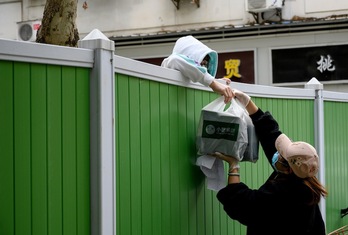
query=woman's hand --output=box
[211,152,241,184]
[233,89,250,107]
[211,152,240,171]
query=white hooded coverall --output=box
[161,35,218,86]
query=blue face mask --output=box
[272,152,289,174]
[272,152,280,170]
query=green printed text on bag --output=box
[202,120,239,141]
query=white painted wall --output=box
[0,1,21,40]
[283,0,348,19]
[1,0,348,40]
[305,0,348,13]
[76,0,249,38]
[76,0,348,38]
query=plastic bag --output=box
[196,96,248,160]
[230,99,259,163]
[196,96,259,162]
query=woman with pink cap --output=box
[213,90,328,235]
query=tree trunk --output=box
[36,0,79,47]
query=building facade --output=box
[1,0,348,91]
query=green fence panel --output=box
[0,60,15,235]
[14,62,33,234]
[0,61,90,235]
[31,63,48,235]
[4,56,347,235]
[115,74,316,235]
[324,101,348,234]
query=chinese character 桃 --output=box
[317,55,335,73]
[224,59,242,79]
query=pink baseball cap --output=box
[275,134,319,178]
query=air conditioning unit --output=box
[17,20,41,42]
[247,0,283,12]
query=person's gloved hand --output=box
[211,152,240,171]
[233,89,251,107]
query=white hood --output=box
[172,36,218,77]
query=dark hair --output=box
[303,176,328,205]
[203,55,210,62]
[270,173,328,205]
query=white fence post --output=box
[78,29,116,235]
[305,77,326,227]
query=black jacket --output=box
[217,109,326,235]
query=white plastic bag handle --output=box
[202,96,226,112]
[226,98,245,117]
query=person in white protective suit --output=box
[161,35,233,103]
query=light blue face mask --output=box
[272,152,280,170]
[272,152,289,174]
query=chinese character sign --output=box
[224,59,242,79]
[317,55,335,73]
[216,51,254,84]
[272,45,347,83]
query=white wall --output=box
[76,0,348,38]
[76,0,249,38]
[0,1,21,40]
[304,0,348,13]
[1,0,348,40]
[282,0,348,19]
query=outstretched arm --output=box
[162,54,233,103]
[209,80,233,103]
[245,100,258,115]
[233,89,258,115]
[233,89,282,163]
